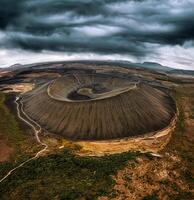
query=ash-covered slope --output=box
[22,73,176,140]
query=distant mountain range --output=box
[0,60,194,76]
[139,62,194,76]
[110,60,194,76]
[135,62,172,72]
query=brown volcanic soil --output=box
[0,134,12,162]
[99,86,194,200]
[21,73,176,140]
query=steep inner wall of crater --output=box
[47,74,133,102]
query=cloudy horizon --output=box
[0,0,194,70]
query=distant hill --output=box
[0,60,193,76]
[8,63,24,70]
[0,63,24,71]
[139,62,173,72]
[168,69,194,76]
[117,61,194,76]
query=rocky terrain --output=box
[0,61,193,200]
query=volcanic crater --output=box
[22,72,177,141]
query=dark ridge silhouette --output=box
[22,73,176,141]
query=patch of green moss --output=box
[170,192,193,200]
[0,149,140,200]
[142,193,158,200]
[0,93,38,179]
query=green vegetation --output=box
[0,93,38,156]
[0,149,139,200]
[0,93,25,147]
[175,98,185,134]
[170,192,193,200]
[183,169,194,182]
[159,179,170,185]
[172,91,193,163]
[168,89,194,199]
[143,193,158,200]
[156,75,185,84]
[0,93,39,180]
[0,92,140,199]
[191,99,194,119]
[171,90,186,139]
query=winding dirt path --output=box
[0,96,48,183]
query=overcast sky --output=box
[0,0,194,70]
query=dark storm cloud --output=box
[0,0,25,29]
[0,0,194,57]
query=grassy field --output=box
[0,148,140,200]
[0,92,141,200]
[0,93,40,181]
[0,93,40,157]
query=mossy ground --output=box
[0,149,139,200]
[0,92,140,200]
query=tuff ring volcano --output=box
[22,72,176,141]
